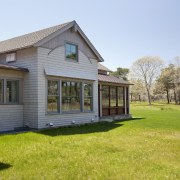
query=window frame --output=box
[83,83,93,112]
[46,78,94,115]
[6,79,19,104]
[65,42,78,62]
[0,79,4,104]
[61,81,81,113]
[47,80,60,114]
[0,78,21,105]
[6,52,16,63]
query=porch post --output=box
[99,84,102,117]
[124,86,127,114]
[127,86,130,114]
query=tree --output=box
[129,79,146,102]
[131,56,164,105]
[155,64,175,103]
[111,67,129,81]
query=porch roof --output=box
[98,74,133,85]
[0,64,29,72]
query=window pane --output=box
[118,87,124,106]
[84,83,92,96]
[65,43,77,60]
[62,97,80,111]
[48,80,58,95]
[102,86,109,108]
[84,97,93,111]
[110,87,117,107]
[62,81,81,111]
[62,81,71,97]
[6,80,19,103]
[84,83,93,111]
[47,80,59,113]
[48,96,58,112]
[0,80,3,103]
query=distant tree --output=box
[155,64,175,103]
[111,67,129,81]
[129,79,145,102]
[131,56,164,105]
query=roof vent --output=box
[6,53,16,62]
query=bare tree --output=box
[131,56,164,105]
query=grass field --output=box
[0,103,180,179]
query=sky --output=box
[0,0,180,70]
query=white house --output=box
[0,21,131,132]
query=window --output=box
[6,80,19,103]
[6,53,16,62]
[47,80,59,113]
[118,87,124,106]
[110,86,117,107]
[84,83,93,111]
[102,85,109,108]
[0,80,3,103]
[65,43,78,61]
[62,81,81,111]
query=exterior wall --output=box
[37,44,99,129]
[0,105,23,132]
[0,48,38,129]
[42,29,98,60]
[0,69,24,132]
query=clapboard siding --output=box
[0,48,38,130]
[42,29,98,60]
[37,45,99,129]
[0,69,24,132]
[0,105,23,132]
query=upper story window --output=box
[65,43,78,61]
[6,53,16,62]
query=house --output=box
[0,21,132,132]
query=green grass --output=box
[0,103,180,179]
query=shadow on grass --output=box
[0,162,11,171]
[115,117,145,123]
[37,118,144,137]
[38,122,123,136]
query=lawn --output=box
[0,103,180,179]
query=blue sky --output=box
[0,0,180,70]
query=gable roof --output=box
[98,63,112,72]
[0,21,104,62]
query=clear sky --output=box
[0,0,180,70]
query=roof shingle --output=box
[98,74,132,85]
[0,22,71,54]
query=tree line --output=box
[111,56,180,105]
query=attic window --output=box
[6,53,16,62]
[65,43,78,61]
